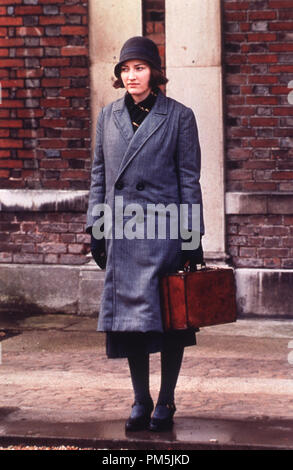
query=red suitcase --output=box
[160,266,237,331]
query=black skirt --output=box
[105,329,197,358]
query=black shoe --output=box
[149,403,176,432]
[125,401,154,432]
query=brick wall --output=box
[0,210,89,264]
[143,0,165,72]
[0,0,91,265]
[0,0,91,190]
[227,214,293,268]
[223,0,293,268]
[223,0,293,192]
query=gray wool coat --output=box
[86,89,204,333]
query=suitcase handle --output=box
[179,260,206,273]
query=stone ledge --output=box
[0,263,293,319]
[0,189,89,212]
[0,262,104,317]
[236,268,293,318]
[225,192,293,215]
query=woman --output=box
[86,36,204,432]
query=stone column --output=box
[89,0,142,148]
[165,0,226,262]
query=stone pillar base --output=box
[235,268,293,319]
[0,262,104,317]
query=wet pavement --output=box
[1,312,293,450]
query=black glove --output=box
[90,234,107,269]
[179,236,204,272]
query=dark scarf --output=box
[125,88,159,132]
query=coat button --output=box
[136,182,145,191]
[115,181,124,190]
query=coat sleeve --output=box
[176,106,205,243]
[85,108,106,233]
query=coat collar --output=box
[113,90,168,181]
[113,88,168,116]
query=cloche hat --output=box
[114,36,162,77]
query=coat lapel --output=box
[113,97,134,144]
[114,90,168,182]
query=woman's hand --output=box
[179,237,204,272]
[91,234,107,269]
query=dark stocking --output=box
[127,353,152,405]
[157,346,184,405]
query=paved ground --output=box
[1,312,293,450]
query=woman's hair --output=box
[113,64,168,89]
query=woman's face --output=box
[120,60,152,103]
